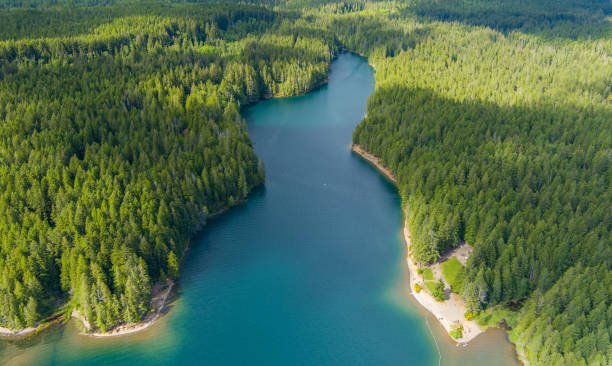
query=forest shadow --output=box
[401,0,612,42]
[356,83,611,297]
[235,38,333,64]
[365,83,611,169]
[0,2,278,41]
[328,16,433,56]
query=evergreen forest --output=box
[0,0,610,365]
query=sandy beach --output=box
[350,144,396,184]
[0,326,37,338]
[351,143,483,344]
[403,225,483,343]
[0,308,66,339]
[74,279,174,337]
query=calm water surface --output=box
[1,53,519,366]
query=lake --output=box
[0,53,519,366]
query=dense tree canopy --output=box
[348,1,611,364]
[0,0,610,364]
[0,2,334,331]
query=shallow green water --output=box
[1,53,519,366]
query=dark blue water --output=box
[1,53,519,366]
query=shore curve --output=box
[351,143,483,344]
[74,279,174,338]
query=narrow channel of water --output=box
[0,53,519,366]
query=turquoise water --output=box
[1,53,519,366]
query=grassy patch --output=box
[421,267,434,281]
[441,257,465,294]
[475,306,519,330]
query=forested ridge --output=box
[0,0,610,365]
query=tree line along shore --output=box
[352,143,484,344]
[1,1,610,365]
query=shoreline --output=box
[0,309,66,340]
[0,326,38,339]
[351,143,483,344]
[0,55,320,340]
[74,279,174,338]
[350,144,397,185]
[70,195,257,337]
[402,223,483,344]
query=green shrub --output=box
[429,279,446,301]
[464,311,477,321]
[450,325,463,339]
